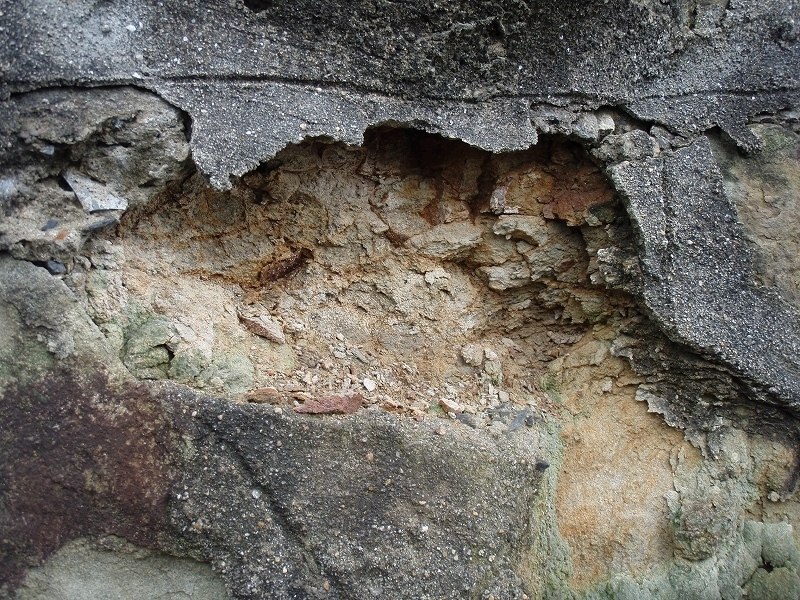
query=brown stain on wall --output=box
[550,339,695,589]
[0,367,179,590]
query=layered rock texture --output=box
[1,1,800,598]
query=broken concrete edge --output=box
[6,77,800,188]
[46,81,800,408]
[4,81,800,409]
[138,80,800,189]
[152,80,540,190]
[608,138,800,409]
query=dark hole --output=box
[761,562,774,573]
[244,0,272,13]
[56,175,73,192]
[489,18,506,40]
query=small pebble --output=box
[363,378,377,392]
[366,452,374,462]
[460,343,484,367]
[40,218,58,231]
[440,398,462,414]
[435,425,446,435]
[246,387,281,404]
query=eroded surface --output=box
[3,84,800,599]
[79,129,627,421]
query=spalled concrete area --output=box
[2,1,800,598]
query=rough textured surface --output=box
[2,0,798,185]
[609,139,800,407]
[171,390,548,599]
[2,1,800,599]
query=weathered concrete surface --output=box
[169,389,549,599]
[609,138,800,407]
[2,1,800,599]
[1,0,798,185]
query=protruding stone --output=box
[406,223,483,260]
[440,398,462,414]
[461,344,484,367]
[492,215,549,246]
[63,169,129,212]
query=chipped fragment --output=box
[294,393,364,414]
[245,387,282,404]
[63,169,129,212]
[238,312,286,344]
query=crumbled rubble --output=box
[75,129,634,429]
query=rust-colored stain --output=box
[0,367,179,589]
[543,164,615,226]
[259,248,313,283]
[384,228,409,247]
